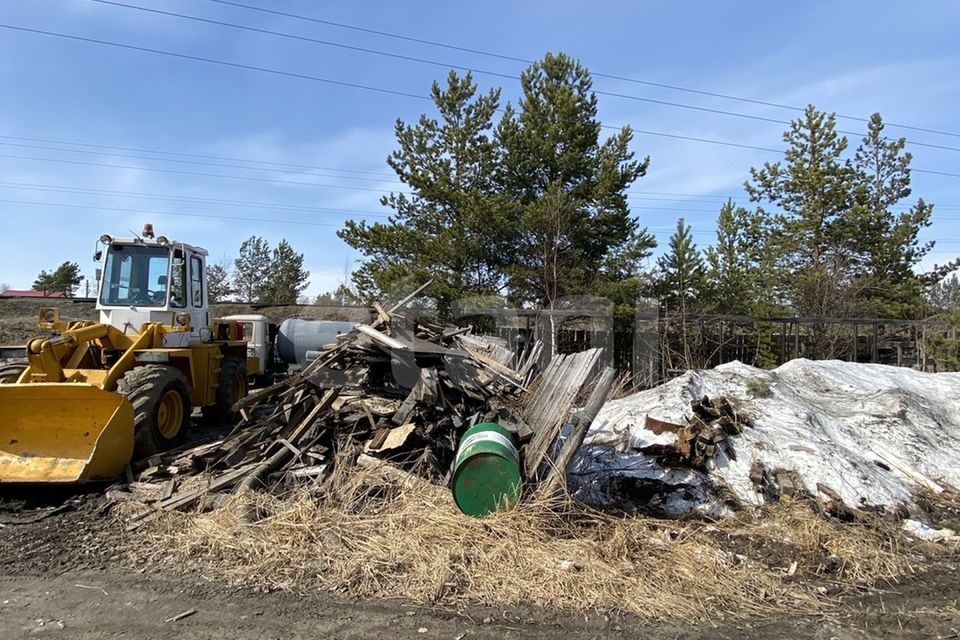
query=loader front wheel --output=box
[118,365,191,459]
[201,357,248,426]
[0,362,27,384]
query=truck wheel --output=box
[0,363,27,384]
[202,357,248,426]
[117,365,191,459]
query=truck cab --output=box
[222,314,273,380]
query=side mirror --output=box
[93,250,102,261]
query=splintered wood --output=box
[641,395,753,469]
[524,349,603,478]
[124,291,614,523]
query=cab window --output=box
[190,256,204,307]
[170,250,187,309]
[99,244,170,307]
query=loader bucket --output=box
[0,384,134,483]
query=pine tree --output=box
[206,256,235,303]
[654,218,706,370]
[850,113,941,317]
[704,200,767,315]
[927,274,960,313]
[497,52,654,309]
[338,71,511,317]
[263,240,309,305]
[315,284,359,306]
[33,261,82,296]
[656,218,706,308]
[233,236,272,302]
[746,106,859,322]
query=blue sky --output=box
[0,0,958,297]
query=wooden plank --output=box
[161,478,176,501]
[282,388,341,446]
[356,453,431,490]
[459,344,526,389]
[147,462,258,513]
[277,438,303,458]
[372,301,392,327]
[386,280,433,315]
[871,443,944,493]
[391,383,422,426]
[523,348,602,478]
[287,464,329,479]
[355,324,410,351]
[234,341,351,412]
[414,367,438,404]
[366,426,391,451]
[540,366,617,496]
[365,423,416,453]
[306,366,368,389]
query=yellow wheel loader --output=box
[0,225,251,483]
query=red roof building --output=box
[0,289,67,299]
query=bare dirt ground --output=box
[0,489,958,640]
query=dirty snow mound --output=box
[573,359,960,517]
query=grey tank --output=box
[276,318,355,365]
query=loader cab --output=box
[96,227,211,347]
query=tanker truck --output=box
[223,315,355,386]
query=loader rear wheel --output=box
[0,363,27,384]
[201,357,248,426]
[117,365,191,459]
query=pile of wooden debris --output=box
[642,396,753,469]
[124,289,615,526]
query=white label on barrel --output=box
[455,431,519,468]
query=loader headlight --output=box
[43,309,55,322]
[175,313,190,327]
[99,234,112,245]
[156,235,169,247]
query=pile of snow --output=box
[572,359,960,517]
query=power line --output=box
[0,180,391,216]
[0,133,397,178]
[0,150,750,204]
[3,132,955,208]
[201,0,960,140]
[0,140,404,186]
[88,0,521,80]
[0,197,346,228]
[0,151,409,194]
[8,199,960,242]
[85,0,960,154]
[5,135,952,209]
[0,133,764,200]
[914,168,960,179]
[0,179,750,214]
[1,180,956,228]
[0,169,732,211]
[0,22,790,155]
[0,23,432,101]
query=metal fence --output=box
[212,301,958,389]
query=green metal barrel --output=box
[451,422,522,517]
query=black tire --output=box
[117,365,191,459]
[0,362,27,384]
[201,357,248,426]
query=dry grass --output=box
[715,499,920,584]
[130,463,955,623]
